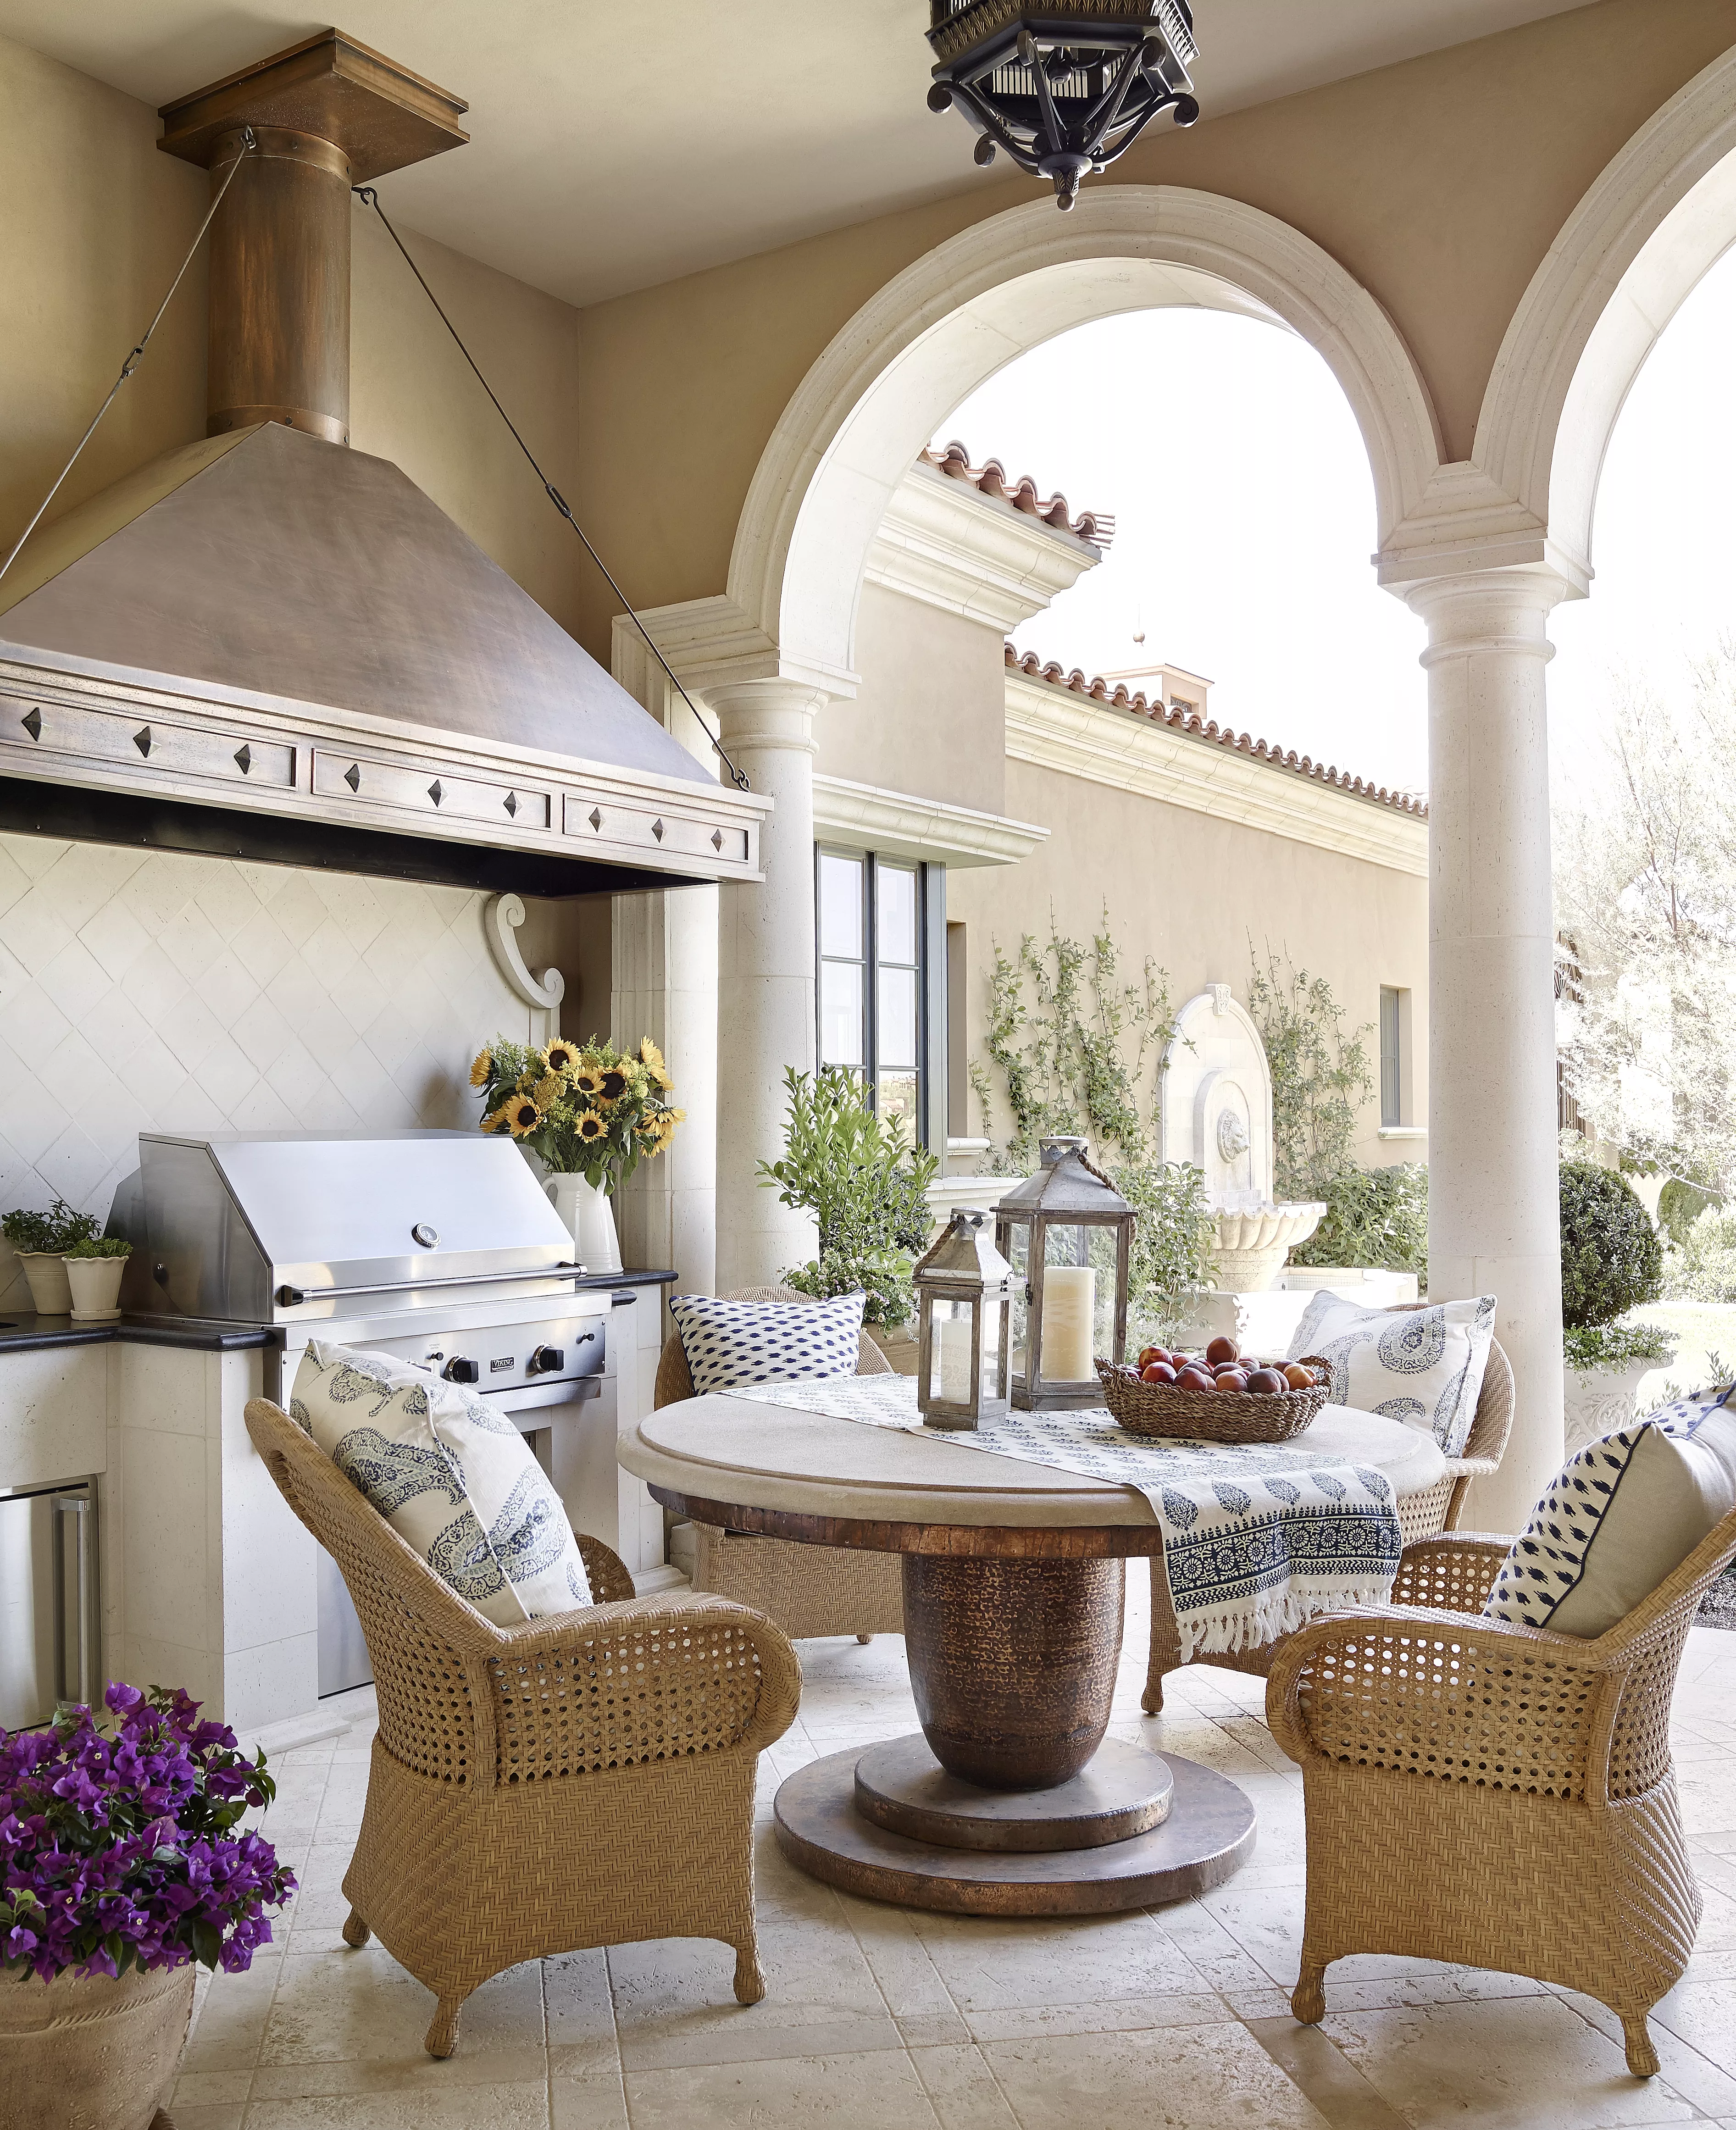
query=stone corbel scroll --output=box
[484,893,566,1039]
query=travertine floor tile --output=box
[622,2047,944,2128]
[980,2019,1333,2130]
[1321,1995,1700,2128]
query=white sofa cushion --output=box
[669,1290,865,1398]
[1286,1292,1495,1457]
[289,1339,591,1626]
[1484,1403,1736,1639]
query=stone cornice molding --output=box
[1004,670,1428,879]
[616,594,857,701]
[731,186,1442,684]
[1373,463,1589,599]
[812,773,1049,869]
[1472,45,1736,584]
[865,459,1102,631]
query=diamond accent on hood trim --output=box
[428,780,444,806]
[133,726,151,757]
[344,763,361,793]
[588,807,602,831]
[20,707,41,741]
[234,743,251,775]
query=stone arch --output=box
[727,184,1444,688]
[1475,44,1736,586]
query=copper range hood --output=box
[0,31,766,895]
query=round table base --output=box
[775,1745,1255,1916]
[853,1735,1173,1853]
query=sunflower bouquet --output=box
[470,1035,683,1195]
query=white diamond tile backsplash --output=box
[0,834,545,1312]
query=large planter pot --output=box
[62,1256,127,1323]
[0,1959,194,2130]
[543,1172,622,1275]
[1563,1353,1672,1456]
[17,1253,74,1314]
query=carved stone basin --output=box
[1208,1202,1327,1294]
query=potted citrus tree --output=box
[1560,1159,1674,1452]
[2,1199,100,1315]
[0,1682,295,2129]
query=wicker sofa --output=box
[244,1396,801,2059]
[1142,1319,1515,1712]
[1268,1509,1736,2076]
[655,1285,905,1641]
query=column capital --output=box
[1402,565,1571,666]
[1375,461,1591,605]
[703,674,830,757]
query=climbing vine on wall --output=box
[1245,943,1375,1202]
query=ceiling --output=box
[0,1,1596,307]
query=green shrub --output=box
[1563,1320,1675,1371]
[1107,1156,1217,1345]
[1559,1160,1663,1329]
[1289,1164,1428,1281]
[757,1066,940,1326]
[2,1200,101,1254]
[1671,1204,1736,1304]
[1658,1176,1720,1250]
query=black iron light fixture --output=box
[926,0,1199,210]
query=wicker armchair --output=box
[656,1285,905,1641]
[1142,1325,1514,1712]
[243,1398,800,2059]
[1268,1509,1736,2076]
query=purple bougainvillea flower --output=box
[0,1685,295,1985]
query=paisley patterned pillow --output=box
[1286,1293,1496,1457]
[289,1340,591,1626]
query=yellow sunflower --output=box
[503,1094,542,1138]
[577,1112,607,1144]
[542,1039,581,1076]
[469,1049,494,1089]
[573,1066,605,1098]
[639,1036,673,1090]
[481,1102,511,1133]
[597,1068,628,1104]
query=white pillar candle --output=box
[934,1315,974,1403]
[1040,1265,1095,1382]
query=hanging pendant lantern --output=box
[926,1,1199,211]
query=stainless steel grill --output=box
[112,1127,627,1692]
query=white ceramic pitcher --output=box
[544,1171,622,1275]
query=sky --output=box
[934,244,1736,804]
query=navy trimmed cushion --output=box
[290,1340,591,1625]
[1484,1399,1736,1638]
[669,1291,866,1398]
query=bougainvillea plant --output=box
[0,1683,295,1982]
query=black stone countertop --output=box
[0,1270,677,1356]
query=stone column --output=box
[1405,567,1568,1531]
[707,677,828,1291]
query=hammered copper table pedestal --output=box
[770,1553,1255,1915]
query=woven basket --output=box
[1095,1355,1331,1443]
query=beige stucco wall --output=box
[946,759,1429,1175]
[814,585,1007,817]
[566,0,1736,660]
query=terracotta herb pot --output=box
[62,1256,127,1323]
[17,1252,74,1314]
[0,1960,194,2130]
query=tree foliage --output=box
[1288,1163,1428,1279]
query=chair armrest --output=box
[1266,1603,1608,1797]
[574,1532,636,1604]
[483,1591,802,1784]
[1388,1531,1511,1612]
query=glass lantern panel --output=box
[927,1296,977,1405]
[1004,1222,1030,1378]
[1038,1221,1097,1381]
[977,1296,1003,1402]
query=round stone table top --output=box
[618,1392,1446,1557]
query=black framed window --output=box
[816,848,927,1138]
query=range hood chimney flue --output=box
[157,31,472,446]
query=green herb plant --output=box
[63,1236,132,1260]
[2,1199,101,1254]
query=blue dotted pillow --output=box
[669,1292,866,1398]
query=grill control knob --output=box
[442,1357,480,1384]
[527,1345,565,1376]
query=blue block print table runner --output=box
[732,1374,1403,1661]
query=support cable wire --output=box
[0,129,259,590]
[353,184,750,792]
